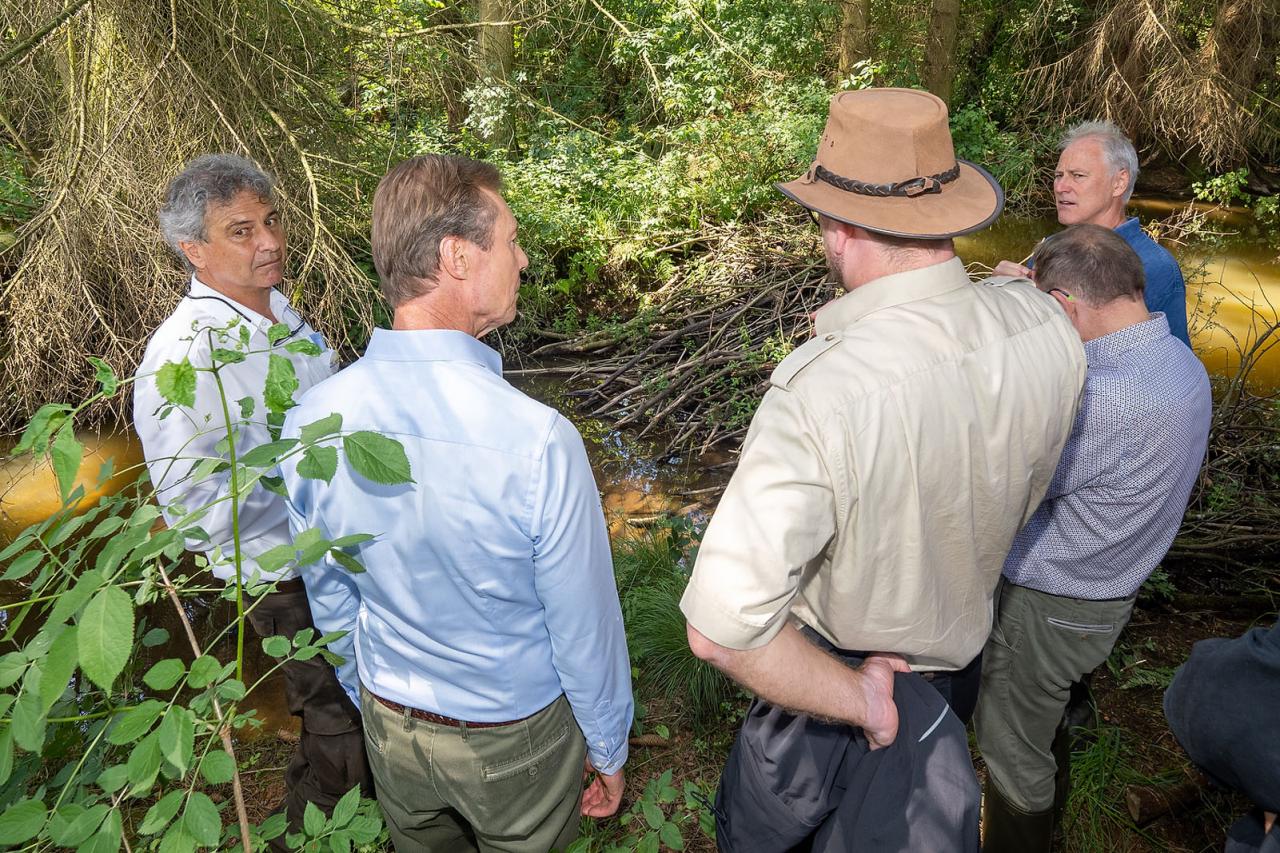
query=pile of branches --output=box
[527,224,835,457]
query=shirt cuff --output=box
[679,579,790,651]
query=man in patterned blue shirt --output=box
[975,224,1211,852]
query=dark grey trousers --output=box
[714,639,981,853]
[247,583,374,830]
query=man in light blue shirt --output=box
[280,155,632,851]
[975,224,1211,852]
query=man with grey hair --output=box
[134,153,372,845]
[994,119,1190,346]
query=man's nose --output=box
[259,227,283,254]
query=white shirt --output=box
[133,276,336,581]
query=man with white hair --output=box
[994,120,1190,347]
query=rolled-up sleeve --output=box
[530,415,632,774]
[680,387,838,649]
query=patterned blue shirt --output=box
[1002,314,1210,599]
[279,329,632,774]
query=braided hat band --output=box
[811,162,961,199]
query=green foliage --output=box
[570,770,715,853]
[1193,168,1251,207]
[0,322,409,848]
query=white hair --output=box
[158,154,276,270]
[1060,120,1139,202]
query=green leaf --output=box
[82,809,122,853]
[0,727,12,785]
[330,549,367,575]
[637,831,660,853]
[239,438,299,468]
[86,515,126,542]
[303,800,325,836]
[655,724,671,741]
[50,568,105,626]
[267,323,292,345]
[143,659,186,692]
[51,425,84,500]
[331,785,360,828]
[347,814,381,843]
[39,625,78,711]
[210,347,245,364]
[142,627,170,647]
[126,731,163,794]
[10,688,46,752]
[0,653,27,688]
[158,823,196,853]
[157,707,194,775]
[186,655,221,689]
[140,790,184,836]
[264,353,299,414]
[0,798,47,844]
[330,829,353,853]
[50,802,107,847]
[216,679,246,701]
[95,763,129,793]
[199,750,236,785]
[300,413,342,443]
[292,628,315,647]
[329,533,374,549]
[237,396,255,419]
[1,550,42,582]
[297,445,338,483]
[78,585,134,692]
[262,635,290,658]
[659,821,684,851]
[284,339,322,356]
[256,543,295,574]
[14,402,72,454]
[88,356,119,396]
[156,358,196,408]
[106,696,166,742]
[642,801,664,830]
[344,431,413,485]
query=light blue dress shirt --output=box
[279,328,632,774]
[1002,313,1211,599]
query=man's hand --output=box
[1265,811,1276,835]
[857,653,911,750]
[992,259,1034,279]
[581,757,625,817]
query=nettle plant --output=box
[0,317,410,851]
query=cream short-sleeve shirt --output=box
[680,258,1086,670]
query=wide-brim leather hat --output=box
[777,88,1004,239]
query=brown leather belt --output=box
[370,691,532,729]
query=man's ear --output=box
[1111,168,1130,199]
[438,235,470,279]
[179,240,204,271]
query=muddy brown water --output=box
[2,203,1277,735]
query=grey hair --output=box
[1060,120,1139,202]
[158,154,276,270]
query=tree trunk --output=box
[477,0,516,155]
[836,0,872,77]
[921,0,960,105]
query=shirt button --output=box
[528,766,538,777]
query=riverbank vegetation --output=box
[3,0,1280,851]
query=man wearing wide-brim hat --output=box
[681,88,1087,851]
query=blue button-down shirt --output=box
[1114,217,1190,348]
[1002,314,1210,599]
[279,329,632,774]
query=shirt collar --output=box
[187,275,293,331]
[814,257,971,335]
[1113,217,1143,239]
[363,328,503,375]
[1084,312,1169,366]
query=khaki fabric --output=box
[680,258,1085,669]
[360,689,586,853]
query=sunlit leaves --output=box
[265,353,299,414]
[297,445,338,483]
[50,426,83,500]
[78,586,134,692]
[38,626,77,711]
[88,357,119,396]
[344,431,413,484]
[156,358,196,408]
[14,403,73,454]
[143,660,185,692]
[107,700,166,745]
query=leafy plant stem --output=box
[207,355,247,685]
[157,561,253,853]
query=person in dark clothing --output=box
[1164,618,1280,853]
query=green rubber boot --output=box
[981,780,1055,853]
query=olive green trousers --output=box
[360,688,587,853]
[974,581,1135,812]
